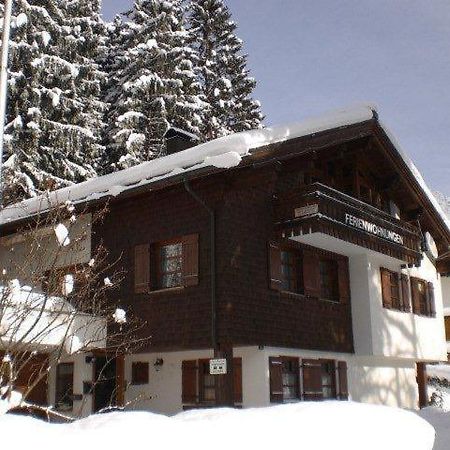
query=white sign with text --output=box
[209,358,227,375]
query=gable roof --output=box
[1,103,449,241]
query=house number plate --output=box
[210,358,227,375]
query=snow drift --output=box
[0,402,435,450]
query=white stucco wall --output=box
[261,347,418,409]
[48,345,421,418]
[118,347,421,415]
[48,352,93,418]
[294,233,447,362]
[125,349,214,416]
[442,276,450,312]
[368,252,446,361]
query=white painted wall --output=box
[117,347,421,415]
[125,348,214,416]
[124,347,275,415]
[293,233,447,362]
[369,252,446,361]
[442,277,450,312]
[262,347,419,409]
[48,352,93,418]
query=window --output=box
[380,268,410,312]
[134,234,199,293]
[319,360,337,399]
[269,242,349,303]
[157,241,183,289]
[181,358,242,406]
[416,279,427,315]
[199,360,216,403]
[281,358,299,400]
[55,363,74,411]
[269,357,347,403]
[319,259,339,301]
[281,250,303,294]
[131,362,149,385]
[411,277,435,317]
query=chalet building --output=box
[1,104,450,416]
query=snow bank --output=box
[418,407,450,450]
[0,402,435,450]
[0,102,447,241]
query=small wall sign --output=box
[294,204,319,218]
[209,358,227,375]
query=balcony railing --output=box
[275,183,422,264]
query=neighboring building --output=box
[440,272,450,357]
[1,104,449,416]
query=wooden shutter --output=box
[268,242,282,291]
[337,258,350,303]
[427,282,436,317]
[411,277,421,314]
[233,358,243,404]
[131,362,149,385]
[303,250,320,298]
[134,244,150,293]
[302,359,323,400]
[400,274,411,312]
[336,361,349,400]
[269,357,283,403]
[182,360,198,404]
[380,268,392,309]
[182,234,199,287]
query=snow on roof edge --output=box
[0,103,376,226]
[1,102,447,241]
[379,121,450,235]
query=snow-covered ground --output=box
[0,401,435,450]
[418,408,450,450]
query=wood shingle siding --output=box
[96,147,363,353]
[134,243,150,294]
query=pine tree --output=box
[104,0,204,171]
[188,0,263,140]
[2,0,107,204]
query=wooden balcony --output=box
[274,183,422,265]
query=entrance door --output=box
[93,356,117,413]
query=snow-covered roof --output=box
[1,103,449,237]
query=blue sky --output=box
[102,0,450,195]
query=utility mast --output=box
[0,0,13,206]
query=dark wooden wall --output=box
[94,158,354,354]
